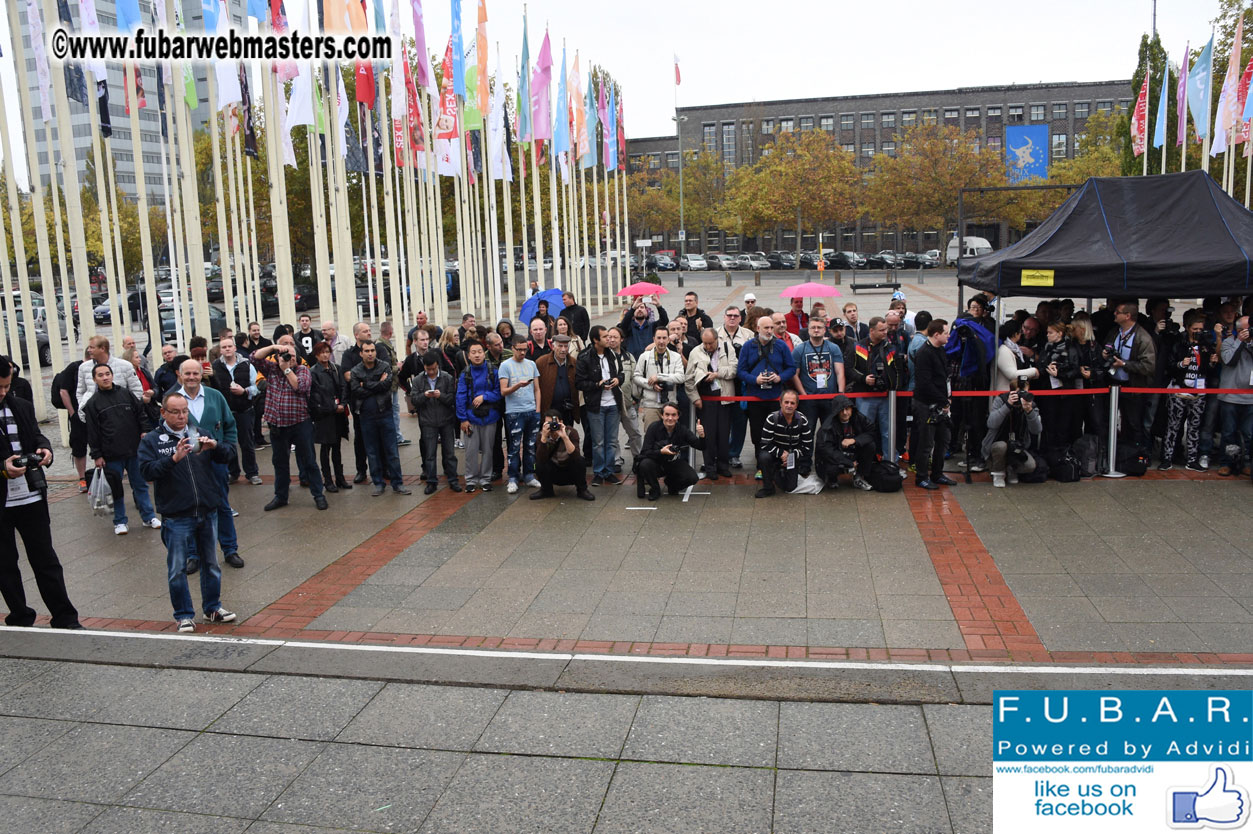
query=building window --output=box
[1052,103,1068,119]
[820,115,834,132]
[666,152,679,169]
[965,107,980,119]
[703,123,716,153]
[882,112,895,128]
[944,107,959,120]
[1074,101,1090,118]
[1029,104,1045,121]
[1052,133,1068,159]
[648,154,661,170]
[860,112,874,129]
[861,142,875,158]
[987,136,1002,153]
[842,143,855,154]
[1096,100,1112,113]
[799,116,813,131]
[628,154,643,171]
[779,117,794,132]
[922,109,938,125]
[840,113,854,130]
[987,106,1002,119]
[761,119,774,135]
[882,140,896,157]
[1008,105,1024,123]
[722,122,736,166]
[1118,98,1131,112]
[901,111,916,127]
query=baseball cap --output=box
[891,290,907,301]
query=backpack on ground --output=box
[1016,450,1050,483]
[1044,447,1083,482]
[866,459,903,493]
[1070,433,1104,477]
[1116,442,1149,476]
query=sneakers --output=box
[591,475,603,487]
[852,475,873,491]
[204,608,236,624]
[754,470,762,481]
[177,619,195,633]
[603,474,622,485]
[465,484,478,494]
[1157,460,1173,471]
[398,437,412,446]
[934,475,957,486]
[454,439,465,449]
[1199,455,1210,470]
[392,485,412,495]
[730,457,742,469]
[754,487,775,499]
[78,479,88,493]
[145,518,162,530]
[507,480,519,494]
[991,472,1007,488]
[1185,460,1207,472]
[1218,465,1234,476]
[371,485,386,496]
[1007,470,1019,485]
[525,477,541,488]
[248,475,263,485]
[916,479,939,491]
[967,460,987,473]
[114,523,129,535]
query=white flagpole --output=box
[245,154,262,329]
[223,112,245,331]
[326,71,356,329]
[621,161,632,291]
[263,63,295,326]
[156,76,184,350]
[423,89,448,325]
[549,144,561,290]
[531,141,544,292]
[578,164,590,308]
[592,160,603,315]
[207,74,237,332]
[308,130,333,328]
[86,85,122,334]
[232,125,256,327]
[517,133,529,310]
[172,69,210,334]
[122,64,160,347]
[613,167,624,290]
[484,122,503,324]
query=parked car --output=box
[679,254,707,270]
[825,251,864,270]
[745,253,771,271]
[798,251,823,269]
[646,254,676,271]
[205,279,224,302]
[863,252,895,269]
[705,253,733,270]
[1,321,52,369]
[766,251,797,270]
[923,249,941,266]
[728,254,751,270]
[292,284,318,312]
[158,303,227,343]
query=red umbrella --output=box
[617,281,669,297]
[779,281,842,299]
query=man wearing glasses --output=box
[716,307,751,468]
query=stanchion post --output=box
[1103,385,1126,478]
[887,391,898,464]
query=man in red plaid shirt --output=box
[251,335,328,511]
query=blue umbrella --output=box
[518,288,566,332]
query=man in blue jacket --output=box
[138,392,237,633]
[737,314,797,458]
[455,341,503,493]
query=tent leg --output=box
[1102,384,1126,479]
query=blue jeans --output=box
[505,410,540,482]
[104,456,154,526]
[857,395,891,455]
[162,512,222,621]
[1219,401,1253,468]
[586,405,619,478]
[361,409,403,488]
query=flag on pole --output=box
[571,54,588,159]
[1176,43,1189,146]
[582,73,598,169]
[464,61,483,130]
[518,15,531,142]
[337,71,352,155]
[270,0,298,81]
[403,57,424,158]
[174,0,199,109]
[240,64,257,157]
[531,31,552,141]
[553,46,570,179]
[410,0,433,93]
[97,80,112,137]
[606,84,618,170]
[1237,56,1253,146]
[57,0,89,104]
[488,53,512,181]
[1188,36,1213,140]
[356,60,376,108]
[476,0,489,116]
[278,86,297,167]
[25,0,53,123]
[200,0,219,31]
[451,0,466,99]
[616,92,626,170]
[287,65,315,128]
[598,79,609,163]
[1213,18,1243,156]
[1152,63,1168,149]
[115,0,142,32]
[674,54,680,86]
[124,64,147,115]
[1131,73,1149,156]
[247,0,267,20]
[435,37,462,176]
[78,0,107,79]
[157,65,168,137]
[214,1,243,110]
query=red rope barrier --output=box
[700,387,1253,403]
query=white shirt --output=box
[598,353,615,408]
[2,406,38,507]
[179,386,207,423]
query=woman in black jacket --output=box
[1039,321,1083,450]
[309,342,351,492]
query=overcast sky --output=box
[0,0,1222,188]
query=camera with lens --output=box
[872,359,889,391]
[1006,438,1030,468]
[547,418,562,434]
[925,403,951,427]
[12,452,46,492]
[669,444,689,458]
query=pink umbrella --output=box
[617,281,669,297]
[780,282,842,299]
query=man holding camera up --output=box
[756,390,813,498]
[637,403,706,501]
[912,320,957,490]
[982,379,1044,487]
[635,326,686,431]
[0,360,81,630]
[252,336,328,511]
[847,317,906,457]
[139,392,237,633]
[531,411,594,501]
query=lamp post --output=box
[674,114,688,277]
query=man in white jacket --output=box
[686,327,738,479]
[76,335,143,420]
[634,326,686,431]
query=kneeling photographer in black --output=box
[532,410,594,501]
[637,403,706,501]
[815,394,877,491]
[982,378,1044,488]
[0,359,81,629]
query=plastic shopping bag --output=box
[88,468,113,516]
[789,472,824,495]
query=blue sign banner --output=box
[1005,124,1049,182]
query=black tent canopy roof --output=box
[958,170,1253,299]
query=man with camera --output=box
[793,317,845,437]
[981,379,1044,487]
[635,326,686,431]
[815,394,877,491]
[605,327,643,466]
[577,326,626,486]
[531,411,594,501]
[737,313,798,455]
[537,334,580,428]
[413,350,461,495]
[912,320,957,490]
[637,403,705,501]
[0,360,81,630]
[686,327,738,479]
[83,363,158,536]
[1218,315,1253,477]
[252,336,328,511]
[755,390,813,498]
[1104,301,1157,449]
[847,316,906,457]
[138,392,237,633]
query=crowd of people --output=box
[2,286,1251,635]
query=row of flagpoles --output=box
[1132,18,1253,204]
[0,0,636,426]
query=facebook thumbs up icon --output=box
[1170,765,1249,829]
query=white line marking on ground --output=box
[6,627,1253,676]
[624,507,656,511]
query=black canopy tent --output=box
[958,170,1253,299]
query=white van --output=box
[946,236,993,265]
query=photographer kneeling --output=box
[981,379,1043,488]
[532,411,594,501]
[637,403,705,501]
[815,394,876,491]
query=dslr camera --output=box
[547,418,562,434]
[669,444,689,458]
[13,452,46,492]
[872,359,889,391]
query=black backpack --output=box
[1044,447,1083,482]
[866,459,903,493]
[1016,450,1050,483]
[1070,433,1104,477]
[1116,443,1149,476]
[50,362,80,411]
